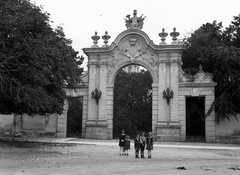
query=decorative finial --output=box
[125,10,146,30]
[102,31,111,47]
[91,31,100,48]
[198,64,204,73]
[159,28,168,44]
[170,27,180,44]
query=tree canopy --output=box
[0,0,83,115]
[182,15,240,123]
[113,68,152,138]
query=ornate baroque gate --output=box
[82,10,187,141]
[57,10,217,142]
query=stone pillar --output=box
[86,59,108,139]
[87,64,99,123]
[98,63,107,124]
[152,83,158,140]
[157,53,168,125]
[169,55,180,125]
[156,52,181,141]
[106,85,114,139]
[57,100,68,138]
[156,53,169,141]
[164,54,181,141]
[94,62,108,139]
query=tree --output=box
[182,16,240,123]
[0,0,83,115]
[113,68,152,138]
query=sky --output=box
[32,0,240,70]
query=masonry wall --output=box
[216,114,240,143]
[0,114,58,137]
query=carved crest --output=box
[119,38,146,61]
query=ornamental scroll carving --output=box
[179,65,214,83]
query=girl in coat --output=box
[119,129,126,155]
[146,132,154,158]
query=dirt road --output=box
[0,140,240,175]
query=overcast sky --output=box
[32,0,240,70]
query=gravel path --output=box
[0,140,240,175]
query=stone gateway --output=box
[58,10,217,142]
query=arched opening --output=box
[113,64,153,139]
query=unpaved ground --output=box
[0,140,240,175]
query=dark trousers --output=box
[135,148,140,158]
[140,145,145,157]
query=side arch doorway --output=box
[113,65,152,138]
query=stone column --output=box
[157,53,169,125]
[156,53,170,141]
[169,55,180,125]
[87,64,99,124]
[98,63,107,125]
[152,83,158,139]
[106,85,114,139]
[165,53,180,141]
[57,100,68,138]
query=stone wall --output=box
[0,115,14,136]
[0,114,58,137]
[216,114,240,143]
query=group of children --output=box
[118,129,154,159]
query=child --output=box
[119,129,125,155]
[146,132,154,158]
[134,134,141,158]
[124,135,130,156]
[140,132,146,158]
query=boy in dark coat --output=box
[134,134,141,158]
[124,135,130,156]
[140,132,146,158]
[119,129,125,155]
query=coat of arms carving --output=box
[119,38,146,62]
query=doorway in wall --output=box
[67,96,83,137]
[186,96,205,141]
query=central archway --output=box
[113,64,153,138]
